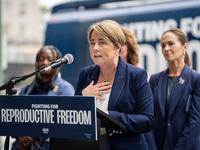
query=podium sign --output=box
[0,95,97,140]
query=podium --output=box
[0,95,126,150]
[50,108,126,150]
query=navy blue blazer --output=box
[75,57,154,150]
[146,64,200,150]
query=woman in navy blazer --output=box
[145,28,200,150]
[75,20,154,150]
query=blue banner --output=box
[0,95,97,140]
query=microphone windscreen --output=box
[64,54,74,64]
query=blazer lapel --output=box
[168,64,191,118]
[90,66,100,85]
[157,70,168,118]
[108,57,126,110]
[82,65,100,86]
[48,78,60,95]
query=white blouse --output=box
[96,93,110,110]
[96,93,110,135]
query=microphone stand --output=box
[0,66,45,150]
[0,66,45,94]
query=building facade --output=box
[2,0,44,83]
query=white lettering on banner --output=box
[138,40,200,75]
[121,16,200,74]
[1,109,5,122]
[138,44,157,75]
[122,16,200,42]
[180,17,193,37]
[1,108,92,126]
[57,110,91,125]
[1,109,55,124]
[180,16,200,38]
[122,18,177,42]
[31,104,58,109]
[188,40,200,70]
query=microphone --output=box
[40,54,74,73]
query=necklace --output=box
[100,70,116,83]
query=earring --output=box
[183,51,186,55]
[116,52,118,56]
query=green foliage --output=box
[40,6,52,14]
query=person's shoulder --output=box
[81,64,98,71]
[18,86,27,95]
[18,83,33,95]
[126,63,145,73]
[126,64,151,80]
[55,77,75,95]
[182,64,200,79]
[187,66,200,75]
[184,66,200,88]
[56,77,73,87]
[149,70,167,84]
[125,64,150,82]
[151,71,163,79]
[79,64,99,76]
[187,67,200,80]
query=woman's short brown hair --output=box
[88,20,125,50]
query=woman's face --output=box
[120,44,128,63]
[89,31,119,67]
[160,32,187,63]
[38,49,55,75]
